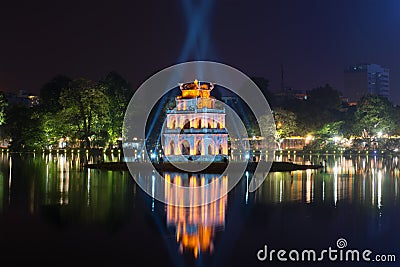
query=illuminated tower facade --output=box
[163,80,228,162]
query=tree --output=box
[100,72,133,147]
[341,105,357,137]
[258,112,276,140]
[4,105,44,150]
[316,121,344,138]
[308,84,341,110]
[352,95,395,137]
[40,111,69,149]
[59,78,111,148]
[273,108,297,139]
[39,75,71,113]
[392,106,400,135]
[281,84,343,135]
[259,109,297,150]
[250,77,274,104]
[0,92,8,126]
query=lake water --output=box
[0,152,399,266]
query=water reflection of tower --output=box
[164,172,228,258]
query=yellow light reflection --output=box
[165,173,227,258]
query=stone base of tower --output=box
[163,154,228,163]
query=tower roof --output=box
[179,80,214,91]
[178,80,214,99]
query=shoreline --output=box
[2,148,398,157]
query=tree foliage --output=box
[59,78,110,148]
[5,106,44,150]
[3,72,135,150]
[352,95,395,136]
[315,121,344,138]
[251,77,274,104]
[258,113,276,139]
[100,72,132,146]
[277,84,342,135]
[5,72,400,152]
[273,108,297,138]
[39,75,71,113]
[308,84,341,110]
[0,92,8,126]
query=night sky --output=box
[1,0,399,103]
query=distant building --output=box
[4,90,39,107]
[220,96,239,106]
[281,88,310,100]
[344,63,390,102]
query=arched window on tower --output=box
[171,120,176,129]
[169,141,175,155]
[208,144,213,155]
[196,140,202,155]
[183,119,190,129]
[181,140,190,155]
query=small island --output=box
[85,161,322,173]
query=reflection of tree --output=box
[27,154,131,226]
[0,172,4,213]
[164,173,228,258]
[256,155,399,208]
